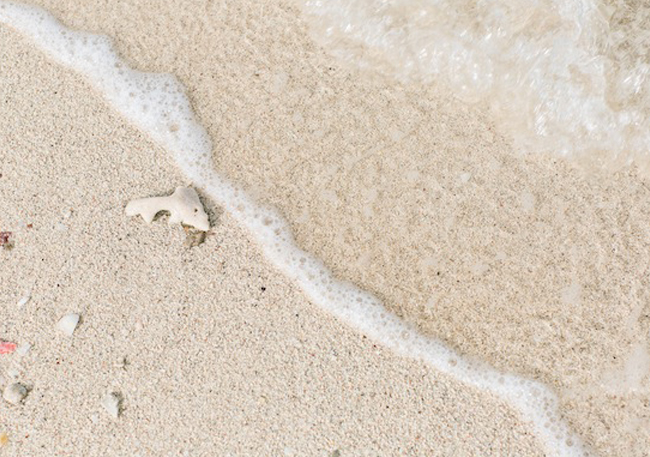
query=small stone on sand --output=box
[17,293,30,307]
[0,432,8,446]
[102,392,122,419]
[57,313,80,336]
[3,382,27,405]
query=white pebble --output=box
[17,294,31,307]
[102,392,121,419]
[57,313,80,336]
[3,383,27,405]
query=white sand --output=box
[3,0,650,453]
[15,0,650,454]
[0,26,546,456]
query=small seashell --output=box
[57,313,80,336]
[102,392,122,419]
[3,383,27,405]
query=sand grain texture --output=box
[0,25,547,456]
[13,0,650,454]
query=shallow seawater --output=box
[3,0,650,455]
[302,0,650,174]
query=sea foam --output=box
[0,2,591,455]
[301,0,650,174]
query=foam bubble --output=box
[0,2,591,455]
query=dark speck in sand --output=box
[0,231,13,250]
[261,286,266,292]
[330,450,341,457]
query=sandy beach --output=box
[1,0,650,455]
[0,24,547,456]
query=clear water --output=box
[302,0,650,174]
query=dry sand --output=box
[2,0,650,454]
[0,25,547,456]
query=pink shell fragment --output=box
[0,342,17,354]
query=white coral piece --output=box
[125,187,210,231]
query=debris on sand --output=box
[114,356,128,370]
[16,293,30,307]
[0,342,16,355]
[57,313,80,336]
[125,186,210,231]
[17,286,34,307]
[102,392,122,419]
[183,226,207,248]
[0,231,13,250]
[0,432,8,446]
[3,382,27,405]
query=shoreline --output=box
[1,0,650,454]
[0,24,547,456]
[0,3,590,455]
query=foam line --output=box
[0,2,591,455]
